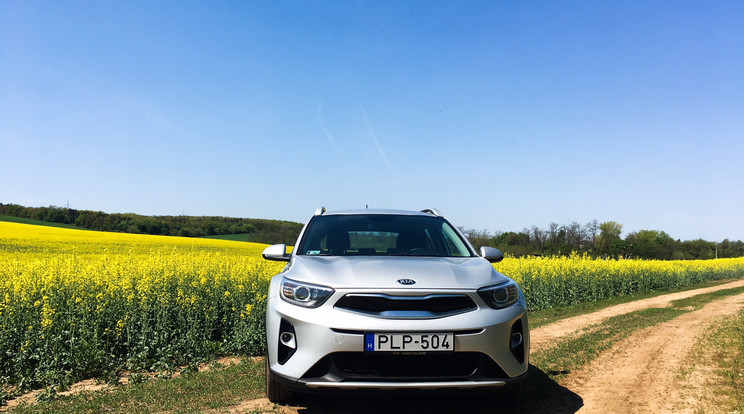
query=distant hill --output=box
[0,214,88,230]
[0,203,303,245]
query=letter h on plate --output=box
[365,333,375,351]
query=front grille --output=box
[334,293,477,318]
[301,352,508,382]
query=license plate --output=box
[364,333,454,352]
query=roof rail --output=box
[314,206,326,216]
[420,208,442,217]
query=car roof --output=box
[318,208,442,217]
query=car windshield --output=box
[296,214,475,257]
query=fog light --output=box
[280,332,296,349]
[510,332,523,349]
[277,318,297,365]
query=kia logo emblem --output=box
[397,278,416,285]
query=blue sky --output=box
[1,1,743,242]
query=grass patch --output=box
[0,215,86,230]
[202,233,256,242]
[533,307,686,377]
[683,308,744,412]
[8,358,267,414]
[531,285,744,380]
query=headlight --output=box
[280,277,334,308]
[477,281,520,309]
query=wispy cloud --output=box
[317,99,341,152]
[130,99,177,131]
[360,104,394,173]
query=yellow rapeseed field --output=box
[495,252,744,310]
[1,220,743,392]
[0,221,283,391]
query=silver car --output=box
[262,208,529,402]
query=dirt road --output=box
[561,291,744,413]
[228,280,744,413]
[527,279,744,413]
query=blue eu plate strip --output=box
[364,333,375,351]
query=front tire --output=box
[265,356,292,403]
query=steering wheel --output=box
[408,248,436,256]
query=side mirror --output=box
[262,244,290,262]
[480,246,504,263]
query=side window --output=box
[441,224,471,257]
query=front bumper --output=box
[266,281,530,392]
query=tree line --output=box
[0,203,303,246]
[461,220,744,260]
[3,203,741,260]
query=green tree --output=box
[679,238,715,259]
[626,230,675,259]
[597,221,623,257]
[493,231,534,256]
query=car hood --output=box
[285,255,510,290]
